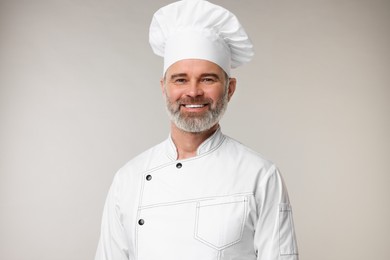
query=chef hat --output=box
[149,0,254,76]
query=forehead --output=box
[165,59,225,77]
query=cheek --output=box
[207,88,226,101]
[165,91,184,105]
[164,86,182,99]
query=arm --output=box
[254,165,299,260]
[95,174,130,260]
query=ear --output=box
[227,78,237,101]
[160,77,165,96]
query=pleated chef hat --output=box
[149,0,254,76]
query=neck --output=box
[170,123,219,160]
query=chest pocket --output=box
[194,195,249,250]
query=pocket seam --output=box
[279,203,298,256]
[194,197,248,250]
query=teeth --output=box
[185,104,205,108]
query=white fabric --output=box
[149,0,254,75]
[95,128,299,260]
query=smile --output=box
[184,104,206,108]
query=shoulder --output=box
[222,135,274,169]
[115,138,170,180]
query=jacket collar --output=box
[166,127,225,160]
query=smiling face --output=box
[161,59,236,133]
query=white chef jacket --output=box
[95,128,299,260]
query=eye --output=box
[201,77,216,83]
[173,78,187,84]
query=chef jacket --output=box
[95,128,299,260]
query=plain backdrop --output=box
[0,0,389,259]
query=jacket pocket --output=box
[194,195,248,250]
[279,203,298,255]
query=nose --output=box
[186,80,204,97]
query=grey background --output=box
[1,0,389,259]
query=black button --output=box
[138,219,145,225]
[176,162,182,169]
[146,175,152,181]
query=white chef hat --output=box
[149,0,254,76]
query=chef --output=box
[95,0,299,259]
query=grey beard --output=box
[165,90,229,133]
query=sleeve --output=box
[254,165,299,260]
[95,174,130,260]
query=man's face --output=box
[161,59,236,133]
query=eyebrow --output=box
[169,73,221,80]
[200,73,221,80]
[169,73,188,80]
